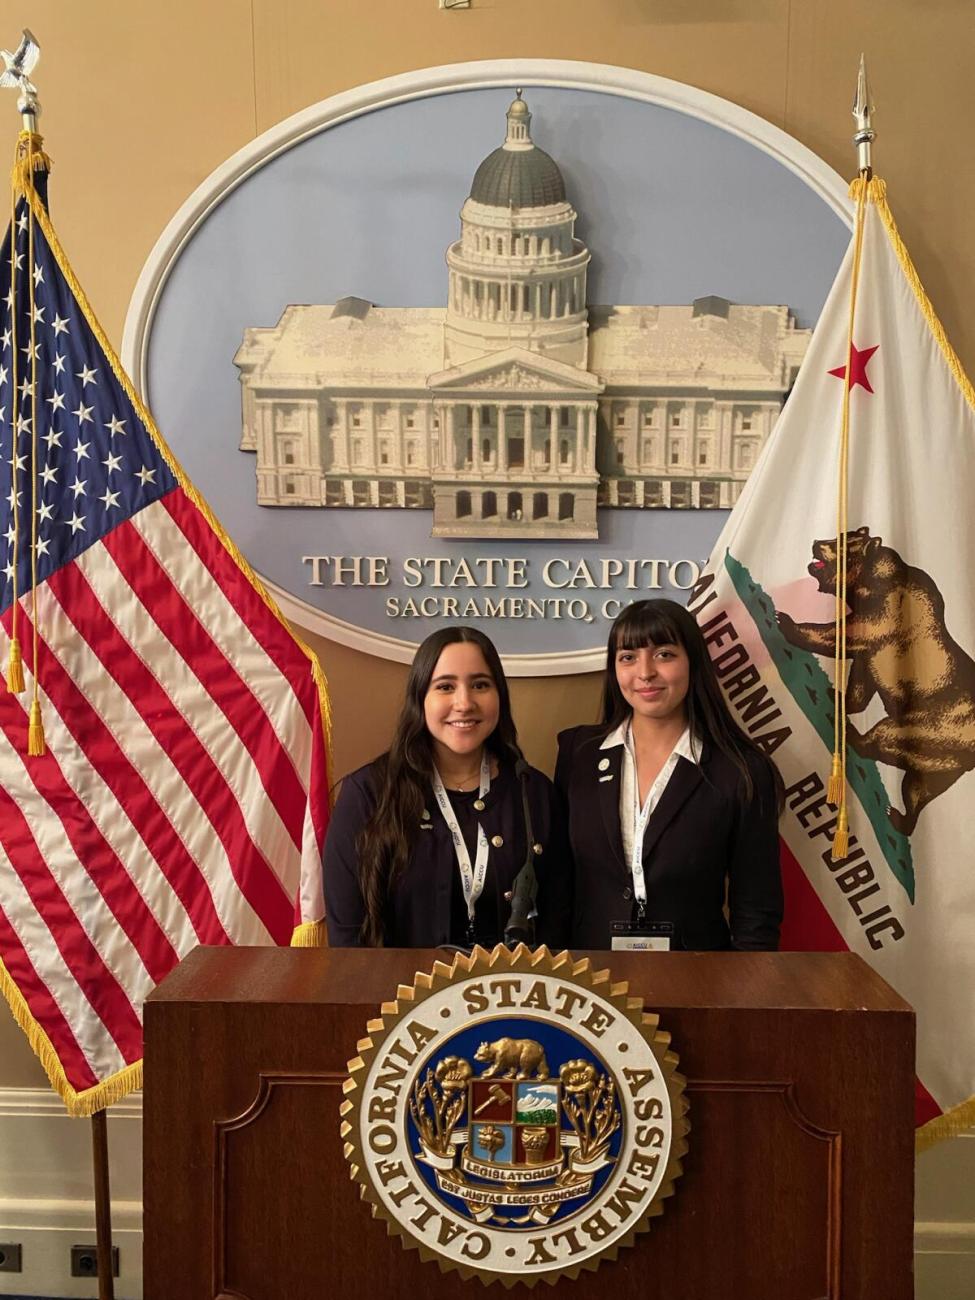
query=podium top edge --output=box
[144,947,913,1016]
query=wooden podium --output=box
[143,949,915,1299]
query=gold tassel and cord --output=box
[4,146,24,695]
[828,177,869,861]
[6,637,24,693]
[3,132,51,752]
[27,699,46,757]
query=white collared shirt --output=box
[600,721,701,868]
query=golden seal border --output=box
[340,944,689,1288]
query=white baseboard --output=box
[0,1088,142,1299]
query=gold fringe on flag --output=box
[291,919,328,948]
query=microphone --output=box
[504,759,539,947]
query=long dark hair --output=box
[601,600,783,808]
[356,627,523,945]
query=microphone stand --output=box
[504,760,538,947]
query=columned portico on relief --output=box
[427,347,603,539]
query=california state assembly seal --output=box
[340,945,688,1286]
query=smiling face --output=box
[615,641,691,727]
[423,641,501,764]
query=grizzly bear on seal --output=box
[474,1038,550,1080]
[776,526,975,837]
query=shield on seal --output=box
[466,1077,563,1172]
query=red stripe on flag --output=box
[0,785,143,1061]
[779,837,942,1128]
[45,563,294,940]
[778,839,847,953]
[161,490,317,725]
[0,682,179,983]
[915,1079,942,1128]
[0,901,99,1092]
[101,520,307,850]
[4,605,232,947]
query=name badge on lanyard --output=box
[627,731,655,922]
[431,753,491,941]
[611,920,674,952]
[621,727,677,950]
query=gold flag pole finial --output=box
[1,29,41,132]
[852,53,876,180]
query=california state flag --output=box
[692,177,975,1145]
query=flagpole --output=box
[5,30,115,1299]
[91,1108,116,1300]
[826,58,876,860]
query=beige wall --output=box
[1,7,972,1258]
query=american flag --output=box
[0,146,330,1115]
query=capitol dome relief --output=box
[469,91,567,209]
[235,92,811,541]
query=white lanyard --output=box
[628,755,652,914]
[431,752,492,926]
[625,726,682,914]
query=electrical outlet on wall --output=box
[71,1244,120,1278]
[0,1243,23,1272]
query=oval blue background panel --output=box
[139,75,849,668]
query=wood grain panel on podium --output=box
[144,948,914,1299]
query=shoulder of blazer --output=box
[556,723,605,758]
[518,762,556,795]
[699,744,773,803]
[333,755,386,812]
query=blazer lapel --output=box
[640,755,703,861]
[596,746,627,875]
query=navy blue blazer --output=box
[555,725,782,951]
[324,757,572,948]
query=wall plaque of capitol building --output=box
[235,92,811,541]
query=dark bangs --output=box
[599,598,785,812]
[610,601,693,655]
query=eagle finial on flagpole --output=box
[0,29,41,131]
[852,53,875,178]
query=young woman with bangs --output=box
[324,626,572,949]
[556,599,784,952]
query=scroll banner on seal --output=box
[0,139,331,1117]
[692,177,975,1148]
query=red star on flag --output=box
[828,342,879,393]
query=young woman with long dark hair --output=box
[325,626,571,948]
[555,599,783,951]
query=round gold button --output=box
[598,757,610,772]
[421,809,431,820]
[491,835,504,848]
[473,799,485,811]
[532,842,543,855]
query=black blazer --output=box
[324,757,572,949]
[555,725,782,951]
